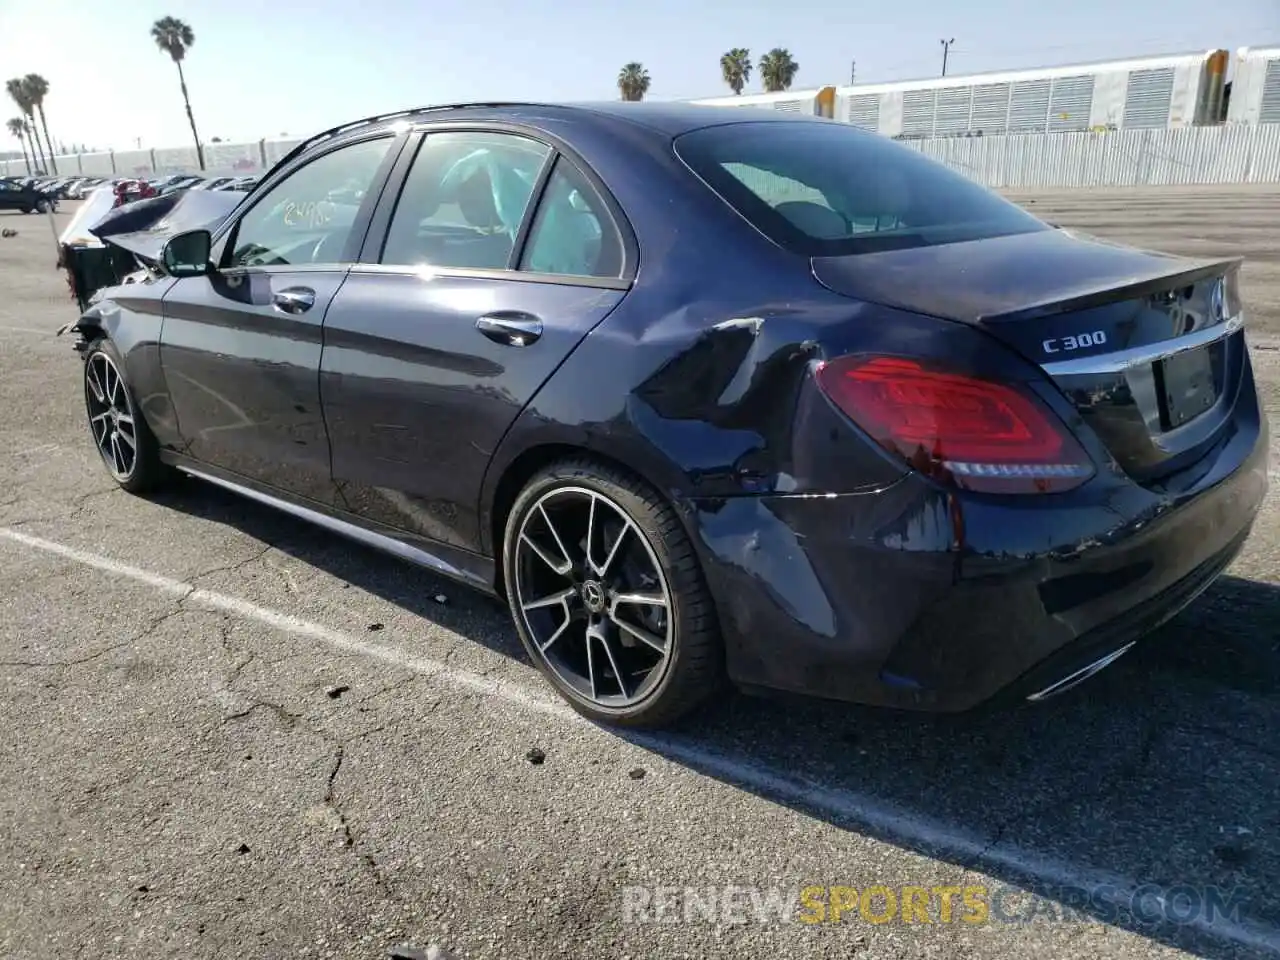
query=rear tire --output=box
[83,338,171,495]
[502,458,725,728]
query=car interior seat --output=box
[444,166,515,267]
[773,200,852,239]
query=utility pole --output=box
[850,60,857,84]
[940,38,955,76]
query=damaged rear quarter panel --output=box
[478,262,932,562]
[493,276,1037,512]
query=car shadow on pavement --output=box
[153,479,1280,960]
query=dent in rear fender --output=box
[629,302,1076,496]
[480,269,1073,552]
[688,475,963,697]
[650,301,1071,493]
[628,314,833,492]
[494,305,911,502]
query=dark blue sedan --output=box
[65,101,1269,727]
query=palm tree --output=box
[720,48,752,95]
[6,118,32,173]
[151,16,205,169]
[617,62,651,102]
[759,49,800,93]
[5,78,45,172]
[21,119,40,172]
[22,74,57,173]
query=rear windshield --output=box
[674,121,1050,257]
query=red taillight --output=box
[815,356,1094,494]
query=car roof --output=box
[548,101,825,135]
[285,100,828,164]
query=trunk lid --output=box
[811,229,1246,484]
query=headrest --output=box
[453,167,502,230]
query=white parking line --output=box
[0,524,1277,953]
[0,325,57,336]
[0,526,567,719]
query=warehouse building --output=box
[691,49,1235,135]
[1227,46,1280,125]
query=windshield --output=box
[674,120,1050,257]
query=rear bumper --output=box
[690,379,1269,712]
[998,525,1248,704]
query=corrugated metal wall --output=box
[1263,60,1280,124]
[2,126,1278,189]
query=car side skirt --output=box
[161,453,498,595]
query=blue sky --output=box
[0,0,1275,152]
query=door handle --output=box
[272,286,316,314]
[475,313,543,346]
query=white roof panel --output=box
[833,50,1221,97]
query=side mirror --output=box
[161,229,212,277]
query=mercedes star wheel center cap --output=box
[581,580,606,613]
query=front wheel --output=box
[34,198,48,214]
[502,458,724,728]
[83,339,170,494]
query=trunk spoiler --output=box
[811,228,1242,326]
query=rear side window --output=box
[519,157,624,279]
[674,121,1049,256]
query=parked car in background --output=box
[146,174,195,194]
[159,175,204,195]
[190,176,237,191]
[36,178,77,201]
[67,178,108,199]
[111,179,157,207]
[0,177,56,213]
[214,176,258,192]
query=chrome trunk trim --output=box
[1042,312,1243,377]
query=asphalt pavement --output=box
[0,190,1277,960]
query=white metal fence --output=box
[903,123,1280,187]
[0,136,304,180]
[3,123,1279,189]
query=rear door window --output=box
[381,132,551,270]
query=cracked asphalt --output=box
[1,190,1278,960]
